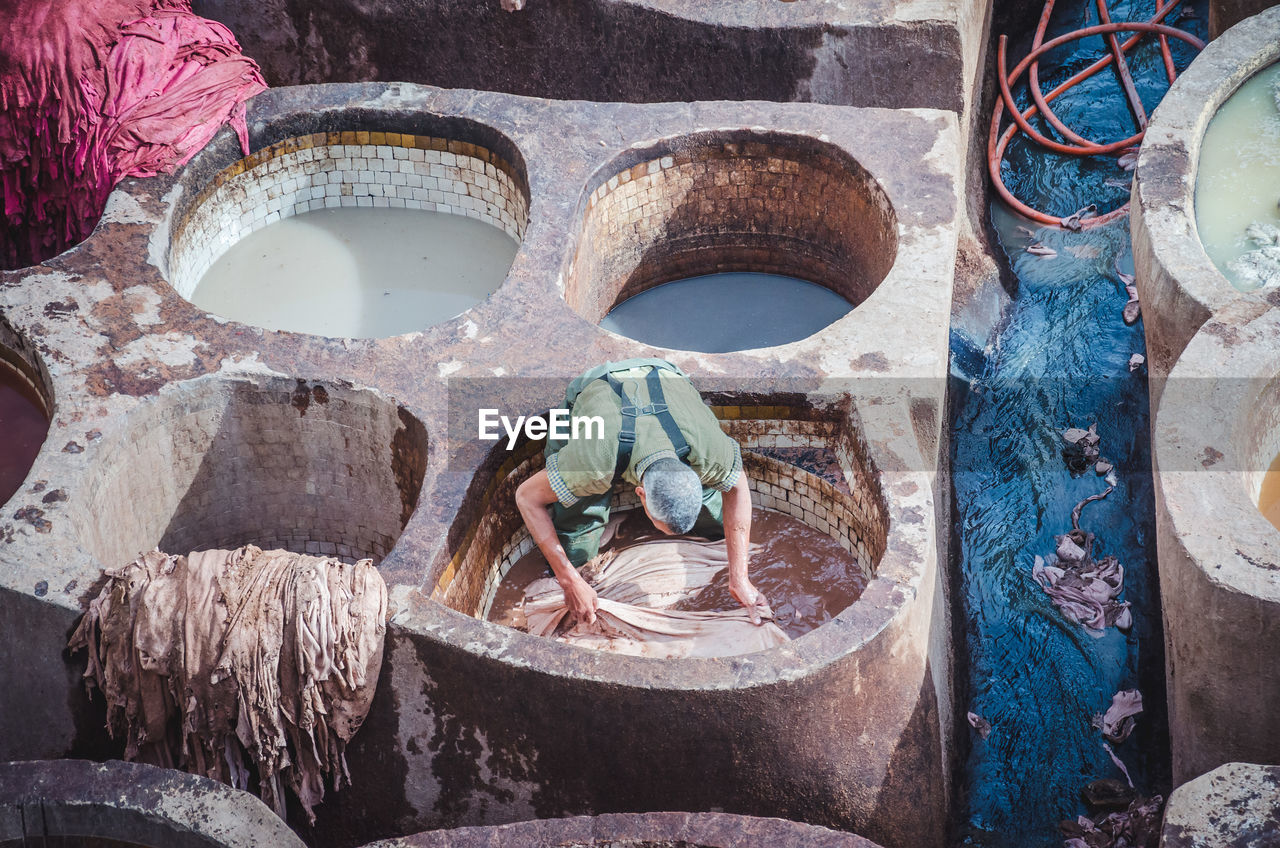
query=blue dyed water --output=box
[952,2,1204,845]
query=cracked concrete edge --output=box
[364,810,885,847]
[0,759,305,848]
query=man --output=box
[515,358,766,625]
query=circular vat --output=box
[78,374,426,569]
[564,131,898,352]
[0,759,304,848]
[378,811,883,848]
[1152,310,1280,780]
[438,401,885,638]
[1194,60,1280,291]
[1132,6,1280,383]
[1242,372,1280,531]
[0,317,52,508]
[166,122,530,338]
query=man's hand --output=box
[516,470,603,625]
[729,577,770,626]
[560,572,599,624]
[722,474,766,624]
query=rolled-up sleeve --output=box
[710,439,743,492]
[544,452,580,507]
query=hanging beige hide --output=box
[522,538,789,659]
[69,545,387,823]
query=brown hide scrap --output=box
[69,545,387,823]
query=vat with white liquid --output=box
[191,206,517,338]
[169,129,529,338]
[1195,62,1280,291]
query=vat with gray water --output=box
[600,272,852,353]
[190,206,517,338]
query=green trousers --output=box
[550,485,725,568]
[547,357,725,568]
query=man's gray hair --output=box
[641,457,703,534]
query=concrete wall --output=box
[191,0,980,113]
[1132,6,1280,785]
[1210,0,1280,37]
[369,811,885,847]
[0,760,305,848]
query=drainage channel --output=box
[951,1,1206,845]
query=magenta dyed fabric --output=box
[1,0,265,268]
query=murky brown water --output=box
[487,507,868,639]
[0,359,48,505]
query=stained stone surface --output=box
[191,0,986,113]
[0,82,961,848]
[1161,763,1280,847]
[0,760,304,848]
[367,811,884,848]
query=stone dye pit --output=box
[488,507,868,642]
[169,129,529,338]
[566,132,896,344]
[77,374,427,568]
[1194,61,1280,292]
[0,321,50,507]
[0,80,960,848]
[600,272,854,353]
[459,408,879,643]
[1133,5,1280,389]
[0,760,305,848]
[1134,5,1280,784]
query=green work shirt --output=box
[544,364,742,507]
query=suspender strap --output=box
[604,373,637,478]
[645,368,691,460]
[601,368,692,479]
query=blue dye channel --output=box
[951,2,1205,845]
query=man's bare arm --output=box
[722,474,766,624]
[515,470,598,623]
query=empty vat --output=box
[0,319,51,507]
[0,759,304,848]
[167,128,529,338]
[565,132,897,351]
[1153,306,1280,782]
[77,373,427,568]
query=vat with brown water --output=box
[488,507,868,640]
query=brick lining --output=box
[169,131,531,300]
[436,405,887,620]
[80,376,427,569]
[565,135,898,324]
